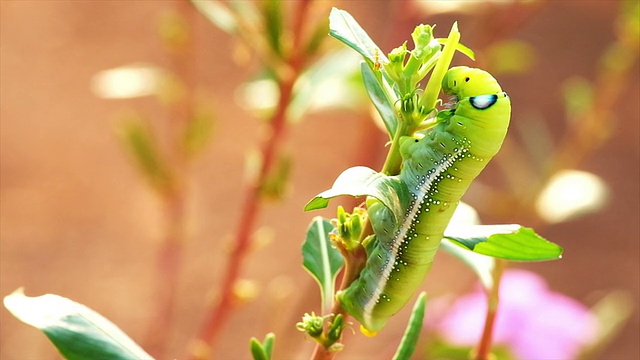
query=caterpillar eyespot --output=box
[469,94,498,110]
[337,66,512,333]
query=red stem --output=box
[144,2,195,356]
[310,224,370,360]
[145,192,186,355]
[186,2,312,358]
[187,76,292,360]
[475,309,497,360]
[474,259,505,360]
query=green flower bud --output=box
[332,206,366,251]
[327,314,345,343]
[386,42,409,83]
[411,24,439,61]
[296,312,324,338]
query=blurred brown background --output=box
[1,1,638,359]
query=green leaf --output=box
[305,17,330,56]
[326,314,345,344]
[562,76,593,120]
[262,0,283,57]
[259,152,292,201]
[304,166,409,225]
[249,338,268,360]
[420,22,460,111]
[444,225,563,261]
[249,339,268,360]
[327,8,402,123]
[118,115,172,192]
[329,8,386,66]
[436,38,475,60]
[4,289,154,360]
[261,333,275,358]
[249,333,275,360]
[392,292,428,360]
[302,217,344,313]
[181,105,215,158]
[361,62,397,138]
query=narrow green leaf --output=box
[262,333,276,358]
[420,22,460,111]
[361,62,397,138]
[444,225,563,261]
[259,152,292,201]
[329,8,386,65]
[327,8,401,119]
[181,106,215,158]
[302,217,344,313]
[326,314,345,344]
[118,116,172,192]
[249,337,269,360]
[4,289,154,360]
[262,0,283,57]
[392,292,428,360]
[304,166,409,226]
[305,18,330,56]
[436,39,475,60]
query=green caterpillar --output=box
[337,66,511,333]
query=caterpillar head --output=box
[442,66,502,98]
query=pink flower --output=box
[436,270,597,359]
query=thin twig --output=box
[474,259,505,360]
[186,2,314,358]
[310,241,368,360]
[144,2,195,356]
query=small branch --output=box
[187,70,294,360]
[145,190,187,356]
[310,222,370,360]
[186,2,314,359]
[474,259,505,360]
[144,2,195,356]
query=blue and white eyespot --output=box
[469,94,498,110]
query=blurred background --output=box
[1,1,638,359]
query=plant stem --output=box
[146,188,187,356]
[187,65,292,360]
[474,259,505,360]
[186,2,313,359]
[311,237,368,360]
[145,2,195,356]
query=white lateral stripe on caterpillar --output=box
[361,148,462,326]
